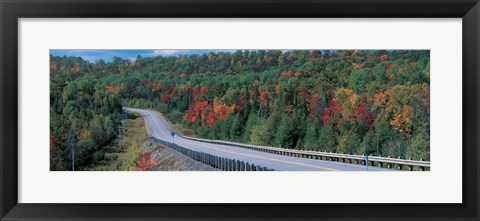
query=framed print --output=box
[1,0,479,220]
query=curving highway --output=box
[125,108,391,171]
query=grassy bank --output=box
[88,115,216,171]
[87,117,147,171]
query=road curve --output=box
[126,108,392,171]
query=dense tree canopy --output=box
[50,50,430,170]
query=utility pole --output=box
[68,130,76,171]
[117,124,123,148]
[118,110,127,149]
[71,142,75,171]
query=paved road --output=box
[126,108,391,171]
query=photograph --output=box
[49,49,430,171]
[3,0,477,218]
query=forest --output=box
[50,50,430,170]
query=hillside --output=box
[50,50,430,170]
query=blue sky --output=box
[49,50,240,62]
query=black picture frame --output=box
[1,0,479,220]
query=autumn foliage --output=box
[322,98,342,126]
[136,151,158,171]
[355,102,374,129]
[50,49,431,171]
[105,85,123,92]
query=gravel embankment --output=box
[144,139,218,171]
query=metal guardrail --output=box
[126,107,430,171]
[183,136,430,171]
[153,138,275,171]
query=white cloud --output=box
[153,50,189,55]
[80,56,97,62]
[216,50,236,53]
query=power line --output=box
[66,111,127,171]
